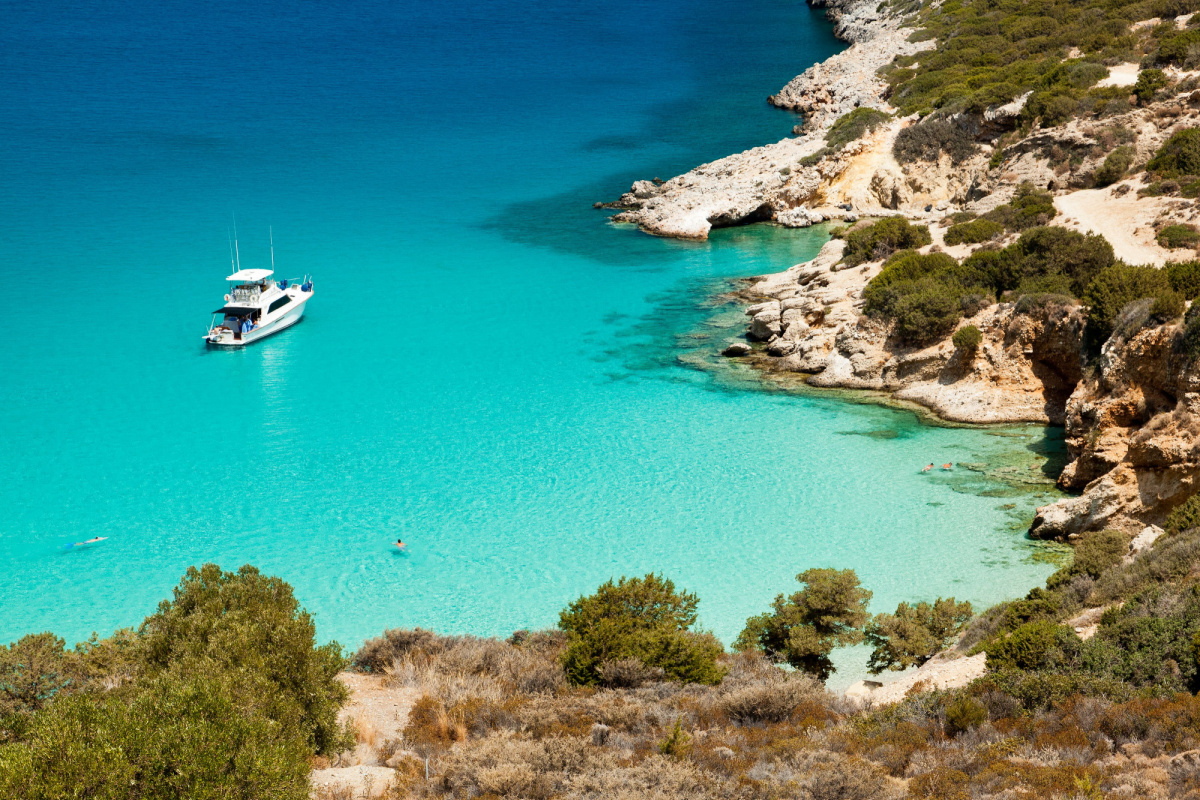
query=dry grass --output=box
[346,630,1199,799]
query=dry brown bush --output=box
[717,673,828,725]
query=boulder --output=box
[748,312,783,341]
[721,342,752,357]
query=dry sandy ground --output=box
[1054,181,1193,266]
[844,652,987,708]
[310,672,420,799]
[1097,62,1141,88]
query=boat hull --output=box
[205,293,310,348]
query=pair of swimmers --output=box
[921,463,953,472]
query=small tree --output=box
[139,564,351,756]
[734,568,872,682]
[952,325,983,352]
[558,574,725,686]
[865,598,973,674]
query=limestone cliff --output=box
[734,238,1087,425]
[1031,323,1200,538]
[601,0,938,239]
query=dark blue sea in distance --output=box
[0,0,1061,684]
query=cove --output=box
[0,0,1060,684]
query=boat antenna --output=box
[227,230,235,273]
[232,213,241,271]
[269,225,275,272]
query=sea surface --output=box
[0,0,1063,683]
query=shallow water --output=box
[0,0,1061,683]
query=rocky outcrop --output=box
[730,238,1087,425]
[603,0,936,239]
[1030,324,1200,539]
[768,22,931,134]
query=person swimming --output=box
[942,463,953,470]
[395,539,406,549]
[921,464,934,472]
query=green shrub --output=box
[863,251,959,314]
[985,620,1081,672]
[1093,146,1134,187]
[1183,303,1200,358]
[1151,289,1186,322]
[982,185,1058,232]
[952,325,984,351]
[0,673,309,800]
[981,669,1135,711]
[1164,493,1200,534]
[945,218,1003,245]
[1014,227,1113,294]
[1046,529,1128,589]
[558,574,725,686]
[865,597,973,674]
[1000,587,1065,632]
[1027,91,1080,127]
[893,281,968,343]
[0,635,76,721]
[1082,262,1173,347]
[893,119,979,165]
[1148,129,1200,178]
[1133,68,1170,103]
[1154,32,1200,68]
[1167,260,1200,299]
[825,107,892,151]
[1082,587,1200,691]
[735,568,872,682]
[944,696,988,735]
[842,217,933,267]
[1158,224,1200,249]
[139,564,351,756]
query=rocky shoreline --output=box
[601,0,1200,540]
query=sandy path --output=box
[1097,62,1140,88]
[311,672,421,798]
[1054,184,1181,266]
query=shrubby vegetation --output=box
[1092,145,1134,187]
[980,185,1057,232]
[0,564,352,800]
[840,216,932,266]
[558,573,725,687]
[348,512,1200,798]
[952,324,984,352]
[1082,262,1181,346]
[802,108,894,166]
[893,118,979,164]
[944,217,1003,245]
[1159,223,1200,249]
[883,0,1200,128]
[734,568,872,681]
[865,597,973,673]
[825,107,891,152]
[861,221,1112,345]
[1148,127,1200,178]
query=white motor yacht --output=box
[205,268,314,347]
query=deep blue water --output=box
[0,0,1061,683]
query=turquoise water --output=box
[0,0,1061,681]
